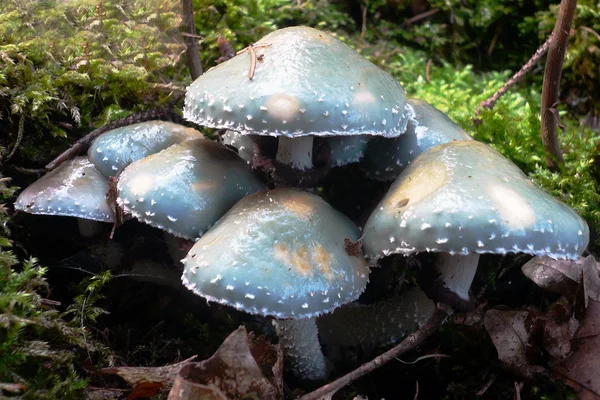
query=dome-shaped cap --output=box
[184,26,409,138]
[221,130,256,164]
[363,141,589,259]
[15,157,114,222]
[117,139,265,240]
[88,121,204,178]
[363,98,473,181]
[182,188,370,319]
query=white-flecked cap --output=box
[182,188,370,319]
[117,139,265,240]
[184,26,409,139]
[363,141,590,260]
[88,121,203,178]
[15,157,114,222]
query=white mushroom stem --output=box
[435,253,480,301]
[275,136,313,170]
[77,219,106,238]
[272,317,328,380]
[317,288,436,352]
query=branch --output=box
[541,0,577,171]
[475,34,553,117]
[45,101,183,171]
[180,0,203,80]
[297,304,448,400]
[3,113,25,163]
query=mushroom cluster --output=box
[14,25,590,383]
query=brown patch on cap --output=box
[191,180,215,192]
[273,243,313,276]
[313,244,334,281]
[280,197,315,219]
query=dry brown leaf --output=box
[521,255,600,298]
[168,326,282,400]
[553,300,600,399]
[484,309,544,377]
[100,355,197,397]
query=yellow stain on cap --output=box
[384,159,447,213]
[487,184,535,229]
[313,244,334,281]
[265,93,300,122]
[128,175,153,196]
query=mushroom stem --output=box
[317,287,435,352]
[77,219,106,238]
[275,136,314,170]
[272,317,328,380]
[435,253,480,301]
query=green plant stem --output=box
[541,0,577,171]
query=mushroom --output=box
[363,98,473,181]
[116,139,265,240]
[183,26,410,185]
[14,157,114,237]
[88,120,204,178]
[181,188,370,380]
[326,135,370,167]
[362,141,589,309]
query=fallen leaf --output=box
[484,309,543,378]
[101,355,197,397]
[529,297,579,361]
[168,326,282,400]
[582,256,600,307]
[521,255,600,298]
[553,300,600,399]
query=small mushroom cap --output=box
[363,99,473,181]
[327,135,370,166]
[363,141,589,259]
[184,26,409,138]
[88,121,204,178]
[182,188,370,319]
[15,157,114,222]
[117,139,265,240]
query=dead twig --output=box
[237,43,272,80]
[413,381,419,400]
[248,43,257,80]
[513,381,521,400]
[4,113,25,163]
[297,304,448,400]
[475,34,553,119]
[541,0,577,171]
[403,8,440,26]
[180,0,203,80]
[45,101,182,171]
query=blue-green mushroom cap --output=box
[363,99,473,181]
[88,121,204,178]
[181,188,370,319]
[326,135,370,166]
[221,130,256,164]
[117,139,265,240]
[15,157,114,222]
[184,26,409,138]
[363,141,589,259]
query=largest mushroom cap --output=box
[363,141,589,259]
[117,139,265,240]
[88,121,204,178]
[182,188,370,319]
[183,26,409,138]
[15,157,114,222]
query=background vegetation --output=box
[1,0,599,397]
